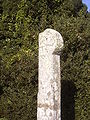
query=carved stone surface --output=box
[37,28,64,120]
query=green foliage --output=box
[0,118,8,120]
[0,0,90,120]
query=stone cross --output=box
[37,28,64,120]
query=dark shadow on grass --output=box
[61,80,76,120]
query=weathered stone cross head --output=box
[39,28,64,55]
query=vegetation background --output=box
[0,0,90,120]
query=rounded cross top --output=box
[39,28,64,54]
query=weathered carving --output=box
[37,28,64,120]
